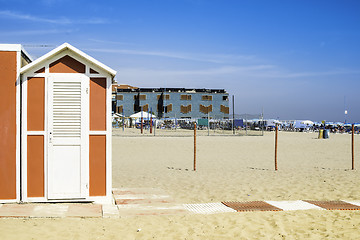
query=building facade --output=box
[112,85,230,119]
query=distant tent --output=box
[130,111,156,119]
[301,120,314,126]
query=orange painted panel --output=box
[89,135,106,196]
[27,135,44,198]
[90,78,106,131]
[49,55,85,73]
[0,51,17,200]
[27,77,45,131]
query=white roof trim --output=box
[0,44,33,62]
[20,43,116,77]
[0,44,22,52]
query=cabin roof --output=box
[20,43,116,77]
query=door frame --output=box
[47,73,89,200]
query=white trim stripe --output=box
[27,131,45,135]
[15,47,21,202]
[89,131,107,135]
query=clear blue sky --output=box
[1,0,360,122]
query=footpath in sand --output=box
[2,187,360,218]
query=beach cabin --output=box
[0,44,32,203]
[0,43,116,203]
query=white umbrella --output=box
[301,120,314,125]
[130,111,156,119]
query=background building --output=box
[112,85,230,119]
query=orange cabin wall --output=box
[27,135,44,197]
[90,78,107,131]
[27,77,45,131]
[89,135,106,196]
[49,55,85,73]
[0,51,17,200]
[89,76,107,196]
[26,77,45,198]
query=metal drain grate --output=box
[222,201,282,212]
[304,200,360,210]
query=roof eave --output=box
[0,44,33,62]
[20,43,117,77]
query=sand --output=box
[1,130,360,239]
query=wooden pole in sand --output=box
[150,115,153,134]
[194,122,197,171]
[352,124,355,170]
[207,112,210,136]
[150,108,153,134]
[275,124,278,171]
[232,95,235,135]
[140,107,143,134]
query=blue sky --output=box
[1,0,360,122]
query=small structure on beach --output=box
[0,44,32,202]
[0,43,116,203]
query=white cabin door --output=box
[47,74,89,200]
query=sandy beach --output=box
[1,130,360,239]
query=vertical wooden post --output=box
[232,95,235,135]
[194,122,197,171]
[208,112,210,136]
[275,124,278,171]
[352,124,355,170]
[141,117,143,134]
[150,115,153,134]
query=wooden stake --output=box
[150,115,153,134]
[207,112,210,136]
[232,95,235,135]
[194,122,197,171]
[352,124,355,170]
[275,124,278,171]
